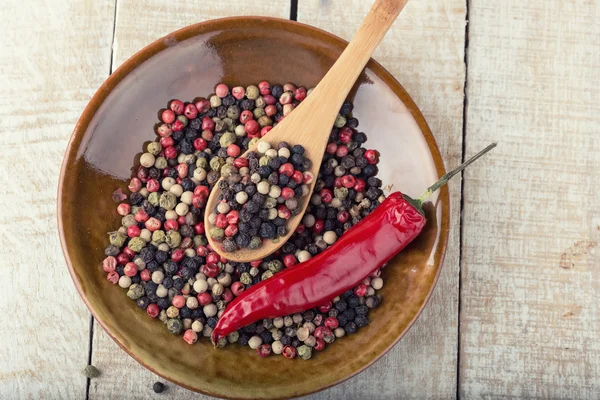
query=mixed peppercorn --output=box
[102,81,385,359]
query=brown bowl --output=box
[58,16,448,399]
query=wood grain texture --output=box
[460,0,600,398]
[0,0,115,398]
[298,0,466,398]
[89,2,290,399]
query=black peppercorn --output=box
[280,335,291,346]
[335,301,348,312]
[260,330,273,344]
[153,382,165,393]
[161,276,173,289]
[347,295,360,309]
[105,245,119,257]
[344,321,358,334]
[157,298,170,310]
[136,297,149,309]
[172,277,184,290]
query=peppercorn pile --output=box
[207,141,312,252]
[102,81,386,359]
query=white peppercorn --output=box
[217,273,232,287]
[175,202,189,216]
[323,231,338,245]
[235,191,248,204]
[292,313,303,324]
[248,336,263,349]
[257,181,270,194]
[268,185,281,198]
[203,303,217,317]
[334,327,345,338]
[118,275,131,288]
[283,316,293,327]
[183,318,192,330]
[272,341,283,354]
[140,153,155,168]
[192,320,204,333]
[156,284,168,298]
[304,336,317,347]
[371,277,384,290]
[152,271,165,284]
[212,283,224,296]
[297,250,311,263]
[257,141,271,154]
[186,297,199,309]
[273,317,284,329]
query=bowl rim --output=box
[57,15,449,399]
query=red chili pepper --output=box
[211,144,496,344]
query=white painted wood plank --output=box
[89,2,290,399]
[461,0,600,398]
[0,0,115,399]
[298,1,465,398]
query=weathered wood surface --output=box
[460,0,600,398]
[0,1,116,399]
[298,0,466,398]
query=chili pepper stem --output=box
[416,143,497,204]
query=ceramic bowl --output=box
[58,16,448,399]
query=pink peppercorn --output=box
[320,188,333,203]
[127,225,141,238]
[170,100,184,115]
[171,249,184,262]
[341,175,356,189]
[226,210,239,224]
[231,86,245,100]
[354,178,366,192]
[102,256,117,272]
[194,185,210,197]
[140,269,151,282]
[196,245,208,257]
[283,83,297,92]
[164,219,179,232]
[295,224,306,234]
[123,247,136,258]
[326,142,337,155]
[294,87,307,101]
[193,138,207,151]
[176,163,188,179]
[183,329,198,345]
[263,94,277,105]
[337,210,350,223]
[281,187,295,200]
[202,263,219,278]
[231,281,245,296]
[202,117,215,131]
[157,123,172,137]
[197,292,212,306]
[336,145,349,158]
[250,260,262,268]
[364,149,379,164]
[303,172,315,184]
[338,127,353,143]
[172,295,186,308]
[215,83,229,98]
[279,163,294,177]
[313,219,325,234]
[192,195,204,209]
[135,210,149,223]
[354,284,367,297]
[107,271,119,284]
[147,303,160,318]
[314,338,326,351]
[220,255,228,264]
[184,103,198,119]
[195,99,210,113]
[264,105,277,117]
[227,144,241,157]
[124,262,137,277]
[146,179,160,192]
[206,252,220,265]
[325,317,339,329]
[116,253,130,265]
[314,326,332,340]
[194,222,205,235]
[128,177,142,193]
[225,224,238,237]
[233,157,249,168]
[116,203,130,216]
[161,109,175,124]
[222,288,234,303]
[257,344,272,357]
[215,214,228,229]
[282,346,296,359]
[260,126,272,137]
[258,81,271,95]
[244,120,259,136]
[277,205,291,220]
[145,218,161,232]
[292,170,304,184]
[171,119,184,132]
[240,110,253,124]
[334,177,343,188]
[283,254,297,268]
[159,136,174,148]
[164,146,177,159]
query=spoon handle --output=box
[308,0,409,108]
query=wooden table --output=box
[2,0,598,398]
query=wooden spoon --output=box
[205,0,409,262]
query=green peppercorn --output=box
[297,345,312,360]
[240,272,252,285]
[193,235,208,247]
[220,165,237,179]
[255,96,266,108]
[121,214,136,228]
[223,117,235,131]
[147,141,162,155]
[209,157,225,173]
[131,206,142,215]
[220,132,237,148]
[257,116,273,127]
[248,236,262,250]
[246,85,259,99]
[126,283,145,300]
[165,230,182,248]
[261,270,274,281]
[147,192,160,206]
[159,192,177,210]
[253,108,266,119]
[207,170,220,185]
[166,318,183,335]
[268,260,283,273]
[154,156,168,169]
[334,187,349,199]
[209,227,225,240]
[248,137,259,149]
[128,237,146,252]
[228,331,239,343]
[109,231,127,247]
[264,197,277,209]
[196,156,209,169]
[226,105,240,120]
[334,114,347,128]
[259,156,271,166]
[152,230,166,244]
[177,115,188,127]
[159,310,168,323]
[214,119,226,132]
[209,95,222,108]
[83,365,101,378]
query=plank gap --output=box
[290,0,298,21]
[456,0,470,398]
[85,316,95,400]
[109,0,119,74]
